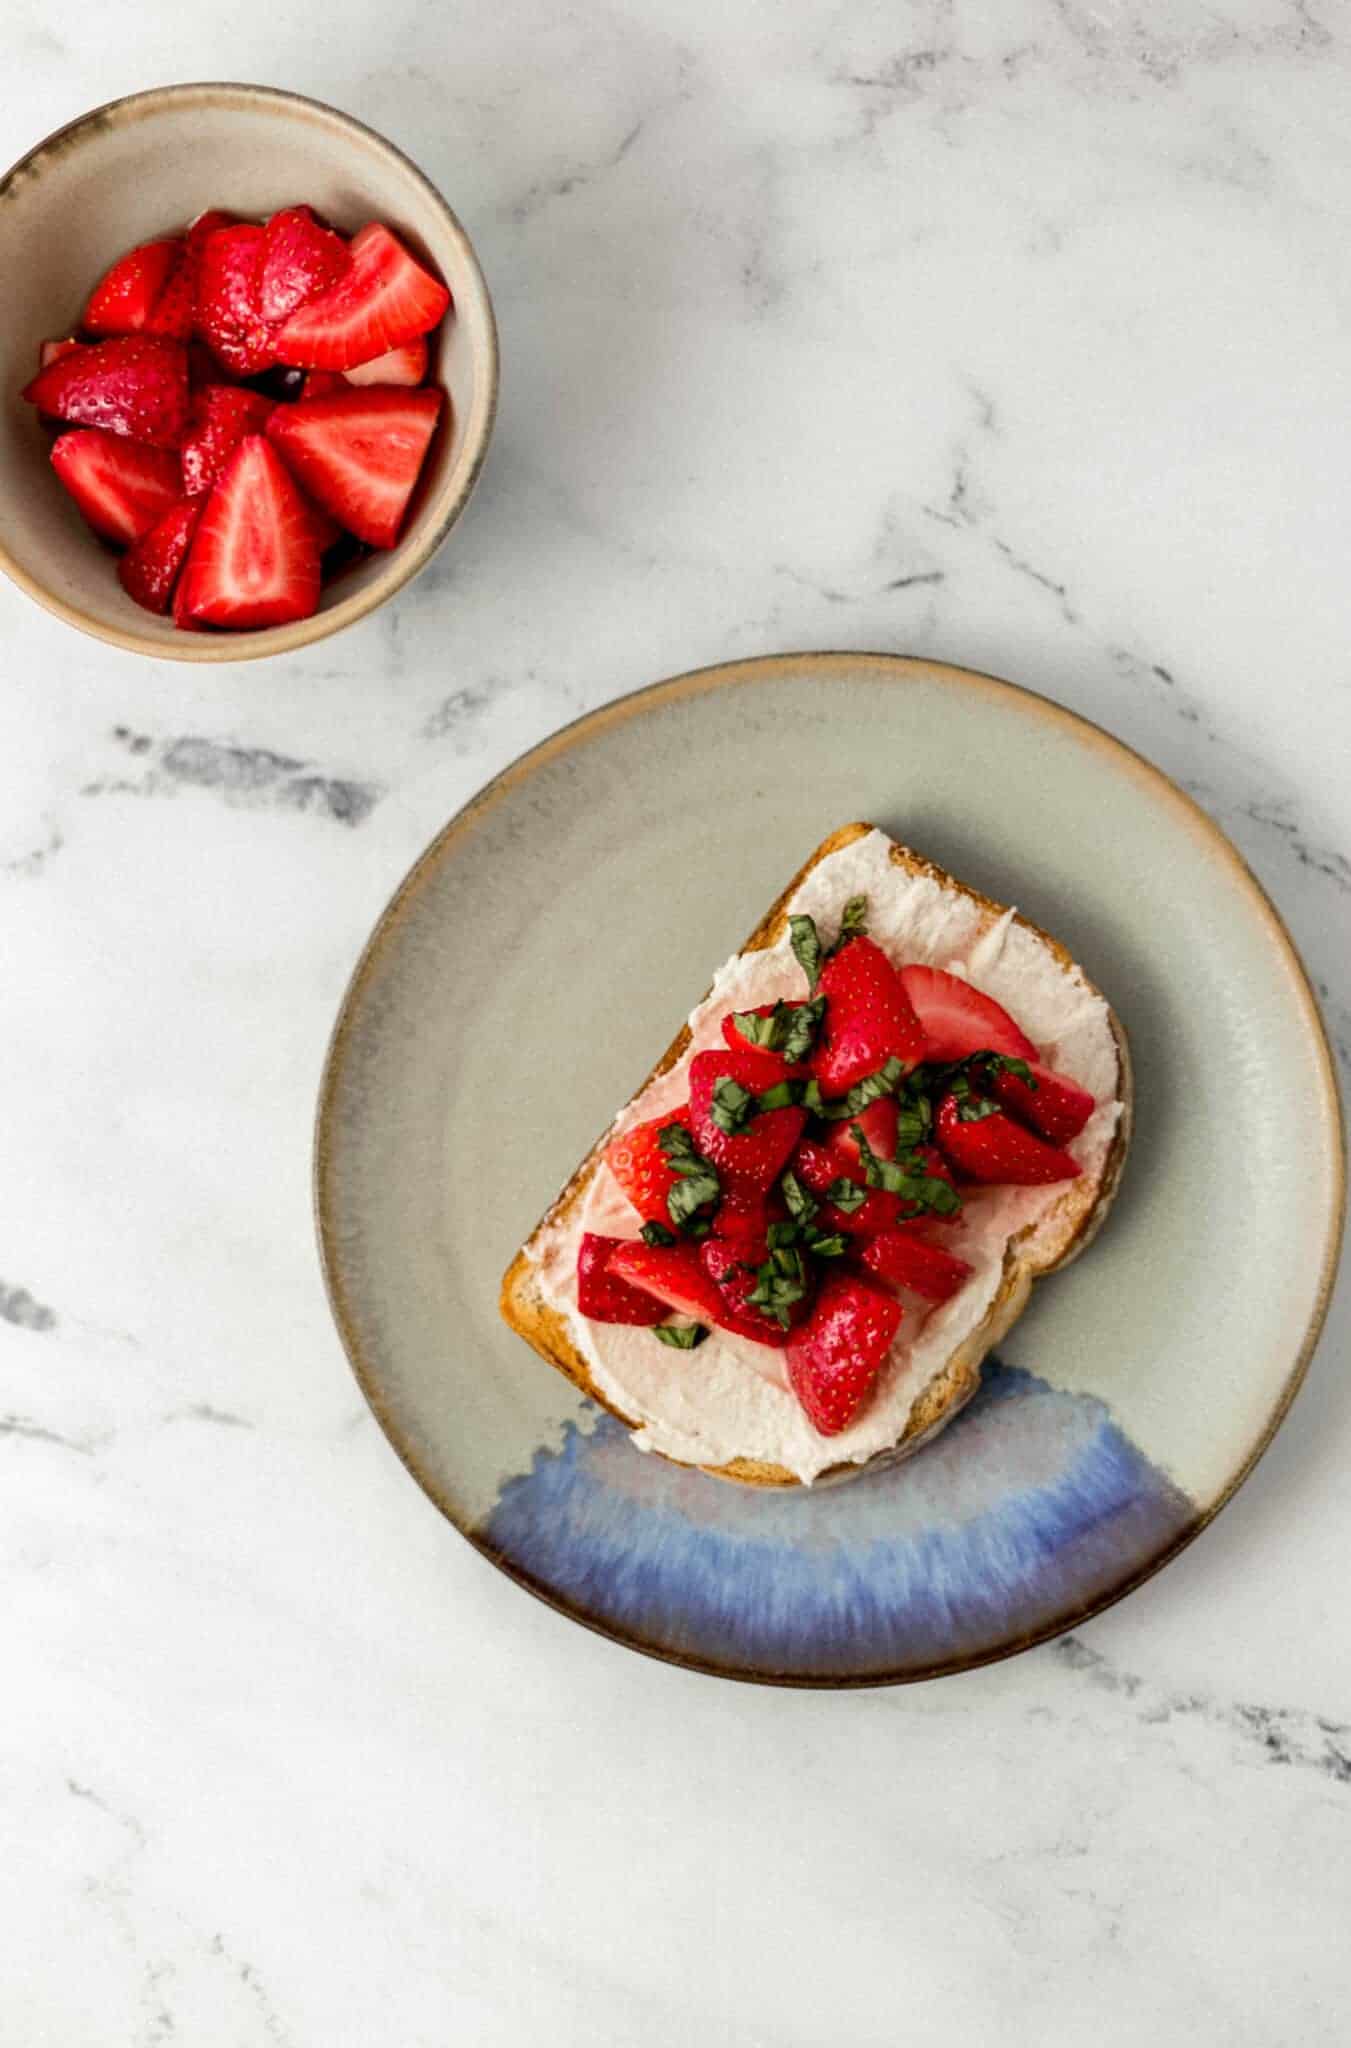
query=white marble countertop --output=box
[4,4,1349,2041]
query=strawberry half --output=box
[257,205,350,324]
[576,1233,667,1325]
[793,1136,902,1237]
[23,337,190,447]
[785,1273,903,1436]
[117,497,203,614]
[991,1061,1094,1145]
[177,435,321,629]
[194,224,279,376]
[83,237,181,335]
[934,1091,1081,1185]
[699,1239,794,1347]
[688,1047,807,1190]
[49,430,183,546]
[604,1109,693,1225]
[812,937,926,1097]
[272,222,450,369]
[607,1241,727,1326]
[265,386,441,548]
[856,1231,972,1304]
[899,964,1037,1064]
[179,384,276,497]
[343,336,429,387]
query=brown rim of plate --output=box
[313,652,1347,1687]
[0,81,499,664]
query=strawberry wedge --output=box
[785,1273,903,1436]
[343,337,428,387]
[265,387,442,548]
[272,223,450,369]
[856,1231,972,1304]
[177,435,321,629]
[117,497,203,614]
[50,430,183,546]
[83,237,182,336]
[812,937,926,1096]
[24,337,190,447]
[934,1092,1080,1185]
[576,1234,667,1325]
[899,965,1037,1064]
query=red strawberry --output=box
[604,1110,693,1224]
[793,1135,901,1238]
[83,237,180,335]
[49,430,182,546]
[991,1061,1094,1144]
[301,371,346,399]
[710,1179,786,1241]
[785,1273,903,1436]
[825,1096,899,1177]
[143,250,195,340]
[272,222,450,369]
[116,497,203,614]
[265,386,441,547]
[899,964,1037,1064]
[38,337,81,370]
[177,435,320,629]
[811,937,926,1096]
[186,209,238,257]
[172,565,204,632]
[257,205,350,324]
[576,1233,667,1326]
[934,1092,1081,1185]
[179,384,276,497]
[195,224,279,376]
[689,1048,807,1190]
[607,1241,727,1326]
[343,336,428,387]
[699,1239,793,1347]
[23,337,189,447]
[856,1231,972,1305]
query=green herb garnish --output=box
[746,1240,810,1329]
[789,914,824,993]
[732,996,824,1064]
[779,1169,817,1225]
[653,1322,708,1349]
[709,1074,758,1136]
[828,894,869,955]
[658,1121,721,1231]
[824,1176,867,1214]
[640,1219,677,1247]
[814,1055,907,1121]
[851,1123,961,1216]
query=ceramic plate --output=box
[315,654,1344,1685]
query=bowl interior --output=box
[0,85,496,658]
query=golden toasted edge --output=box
[499,822,1132,1488]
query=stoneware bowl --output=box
[0,82,498,662]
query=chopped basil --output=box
[746,1239,810,1329]
[851,1123,961,1216]
[825,1176,867,1213]
[709,1074,758,1135]
[640,1219,676,1247]
[732,996,824,1064]
[779,1169,817,1225]
[828,894,869,955]
[789,914,824,993]
[814,1055,907,1121]
[658,1121,721,1232]
[805,1230,847,1258]
[753,1080,796,1113]
[653,1322,708,1349]
[766,1219,799,1251]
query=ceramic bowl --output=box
[0,83,498,662]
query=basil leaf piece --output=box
[956,1093,1001,1124]
[805,1230,847,1258]
[640,1219,677,1247]
[851,1124,962,1216]
[779,996,825,1065]
[710,1074,757,1135]
[814,1055,906,1121]
[746,1239,810,1329]
[766,1219,800,1252]
[755,1080,799,1113]
[658,1121,722,1232]
[789,914,824,994]
[828,894,869,956]
[779,1170,818,1225]
[653,1322,708,1349]
[825,1176,867,1214]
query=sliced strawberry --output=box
[689,1048,807,1191]
[935,1092,1081,1185]
[607,1241,727,1326]
[49,430,183,546]
[343,336,428,387]
[576,1233,667,1326]
[116,496,202,614]
[186,209,238,257]
[793,1135,901,1238]
[265,386,441,548]
[899,964,1037,1064]
[23,337,189,447]
[301,371,346,399]
[699,1239,793,1347]
[710,1179,786,1241]
[83,237,180,335]
[179,384,276,497]
[825,1096,899,1178]
[785,1273,903,1436]
[38,337,81,370]
[143,250,195,340]
[991,1061,1094,1144]
[604,1109,693,1225]
[856,1231,972,1305]
[272,222,450,369]
[195,224,279,376]
[177,435,320,629]
[172,566,204,632]
[257,205,350,324]
[811,937,926,1097]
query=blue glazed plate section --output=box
[481,1360,1195,1682]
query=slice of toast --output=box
[500,824,1132,1488]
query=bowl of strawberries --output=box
[0,83,498,659]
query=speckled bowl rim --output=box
[0,81,499,663]
[314,652,1346,1686]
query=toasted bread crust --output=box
[500,824,1132,1487]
